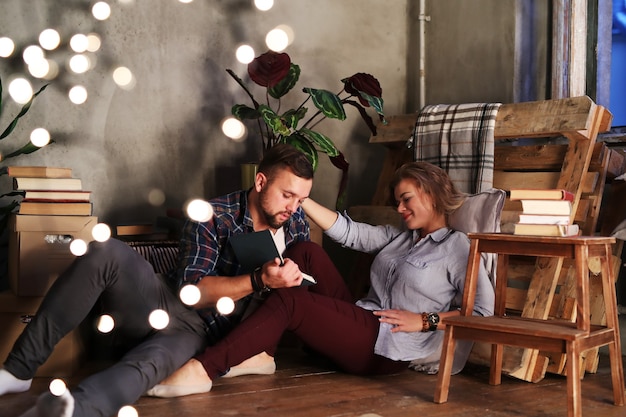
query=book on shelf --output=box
[22,190,91,202]
[228,230,316,286]
[513,223,579,237]
[0,165,73,178]
[509,188,575,201]
[517,214,571,225]
[13,177,82,191]
[520,199,572,216]
[18,201,93,216]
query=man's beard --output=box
[259,189,291,229]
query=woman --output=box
[147,161,495,396]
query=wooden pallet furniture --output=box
[433,233,625,417]
[365,96,618,383]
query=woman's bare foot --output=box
[144,359,212,398]
[223,351,276,378]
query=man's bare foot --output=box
[144,359,212,398]
[223,351,276,378]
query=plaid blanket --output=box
[411,103,501,194]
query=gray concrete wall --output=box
[0,0,547,227]
[0,0,409,225]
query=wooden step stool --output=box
[433,233,625,417]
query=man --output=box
[0,144,351,417]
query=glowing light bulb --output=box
[266,27,289,52]
[69,85,88,104]
[149,309,170,330]
[216,297,235,315]
[235,45,255,64]
[179,285,201,306]
[92,223,112,242]
[9,78,33,104]
[185,199,214,222]
[254,0,274,11]
[49,379,67,396]
[222,117,246,141]
[39,29,61,50]
[0,37,15,57]
[118,405,139,417]
[92,2,112,20]
[97,314,115,333]
[70,239,88,256]
[30,128,51,147]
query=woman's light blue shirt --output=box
[325,213,495,363]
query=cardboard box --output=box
[8,214,98,296]
[0,291,85,377]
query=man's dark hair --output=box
[257,144,314,180]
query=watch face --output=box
[428,313,440,329]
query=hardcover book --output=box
[1,166,73,178]
[509,189,575,201]
[228,230,316,285]
[13,177,83,191]
[513,223,579,237]
[520,199,572,216]
[18,202,93,216]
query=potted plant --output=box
[0,74,49,230]
[227,50,386,210]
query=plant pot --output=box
[241,163,259,190]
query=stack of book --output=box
[5,166,93,216]
[508,188,579,237]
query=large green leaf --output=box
[269,64,300,99]
[0,83,49,141]
[258,104,290,136]
[299,128,339,157]
[283,133,319,171]
[303,88,346,120]
[281,107,307,129]
[357,90,385,120]
[3,141,51,159]
[232,104,261,120]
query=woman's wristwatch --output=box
[421,312,440,332]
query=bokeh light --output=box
[30,128,51,147]
[8,78,33,104]
[216,297,235,315]
[179,284,201,306]
[178,0,194,3]
[113,66,135,90]
[222,117,246,141]
[97,314,115,333]
[185,199,214,223]
[69,85,88,104]
[22,45,45,65]
[92,2,112,20]
[266,27,289,52]
[28,59,51,79]
[254,0,274,11]
[118,405,139,417]
[70,34,89,53]
[43,59,60,80]
[149,309,170,330]
[235,44,255,64]
[70,239,88,256]
[92,223,112,242]
[86,33,102,52]
[69,54,91,74]
[0,37,15,58]
[39,29,61,51]
[49,379,67,397]
[147,188,166,206]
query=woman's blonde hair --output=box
[389,162,466,218]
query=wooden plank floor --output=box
[2,346,625,417]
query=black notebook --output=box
[228,230,316,285]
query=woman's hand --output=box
[373,309,422,333]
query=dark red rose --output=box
[342,73,382,107]
[248,51,291,88]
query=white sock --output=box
[0,368,32,395]
[19,390,75,417]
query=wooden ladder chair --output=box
[367,96,621,385]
